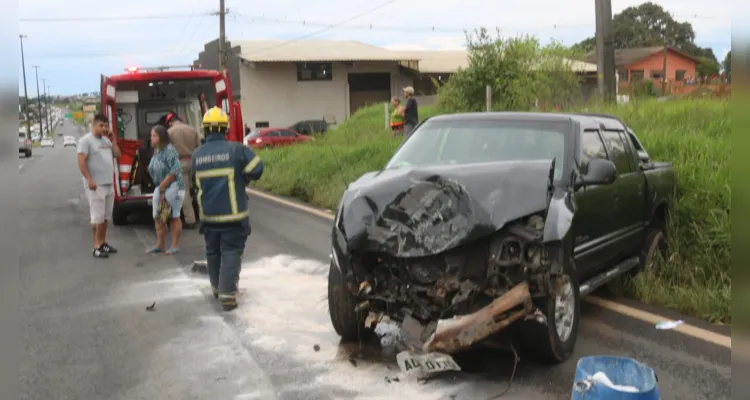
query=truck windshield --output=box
[386,118,568,179]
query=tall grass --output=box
[253,99,730,323]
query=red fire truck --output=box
[100,66,244,225]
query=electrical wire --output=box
[20,13,212,22]
[239,0,402,56]
[232,15,591,33]
[173,0,207,51]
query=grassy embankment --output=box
[253,100,730,324]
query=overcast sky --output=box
[18,0,731,95]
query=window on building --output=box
[297,62,333,81]
[618,70,628,82]
[255,121,269,128]
[650,70,663,80]
[630,70,644,81]
[675,69,687,81]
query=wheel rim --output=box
[554,277,575,342]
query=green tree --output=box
[437,28,583,113]
[574,2,719,77]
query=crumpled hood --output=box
[336,160,554,258]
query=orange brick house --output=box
[585,46,699,85]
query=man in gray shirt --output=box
[77,113,121,258]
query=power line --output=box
[174,0,206,51]
[233,15,591,33]
[20,13,212,22]
[239,0,402,56]
[26,48,201,60]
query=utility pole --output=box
[661,20,669,95]
[594,0,616,102]
[32,65,44,136]
[19,34,32,139]
[218,0,227,71]
[42,80,51,133]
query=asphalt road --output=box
[19,123,731,399]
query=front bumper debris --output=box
[422,282,533,354]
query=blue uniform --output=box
[191,134,264,307]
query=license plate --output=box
[396,351,461,376]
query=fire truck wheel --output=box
[112,205,129,226]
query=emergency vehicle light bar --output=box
[125,65,197,73]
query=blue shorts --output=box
[152,184,186,220]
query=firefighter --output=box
[191,106,264,311]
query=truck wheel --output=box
[608,226,669,295]
[640,227,668,274]
[25,150,31,158]
[517,258,580,364]
[112,205,129,226]
[327,261,373,341]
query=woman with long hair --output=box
[147,124,185,255]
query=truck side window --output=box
[617,131,636,172]
[601,130,634,174]
[580,130,608,174]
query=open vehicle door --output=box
[212,70,243,143]
[101,74,126,198]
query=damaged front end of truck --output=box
[328,159,577,361]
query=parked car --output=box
[40,138,54,148]
[245,128,311,149]
[327,112,676,366]
[289,119,327,135]
[63,136,76,147]
[18,132,32,158]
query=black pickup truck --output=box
[327,111,676,364]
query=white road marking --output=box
[245,187,732,349]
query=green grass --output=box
[253,99,730,324]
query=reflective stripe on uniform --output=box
[194,167,242,222]
[244,155,261,174]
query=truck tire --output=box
[112,205,129,226]
[327,261,373,342]
[517,258,580,364]
[25,150,31,158]
[640,227,668,274]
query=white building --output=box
[195,39,467,130]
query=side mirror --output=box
[576,159,617,189]
[637,150,650,164]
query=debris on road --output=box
[655,320,684,330]
[191,260,208,274]
[146,302,156,311]
[313,344,320,352]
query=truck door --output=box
[572,129,622,278]
[601,129,646,256]
[213,71,243,143]
[101,75,125,198]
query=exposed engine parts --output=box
[348,214,563,352]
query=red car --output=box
[244,128,311,149]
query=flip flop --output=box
[165,248,180,255]
[147,247,163,254]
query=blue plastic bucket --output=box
[571,356,660,400]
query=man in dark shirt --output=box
[400,86,419,136]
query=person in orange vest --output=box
[389,97,405,136]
